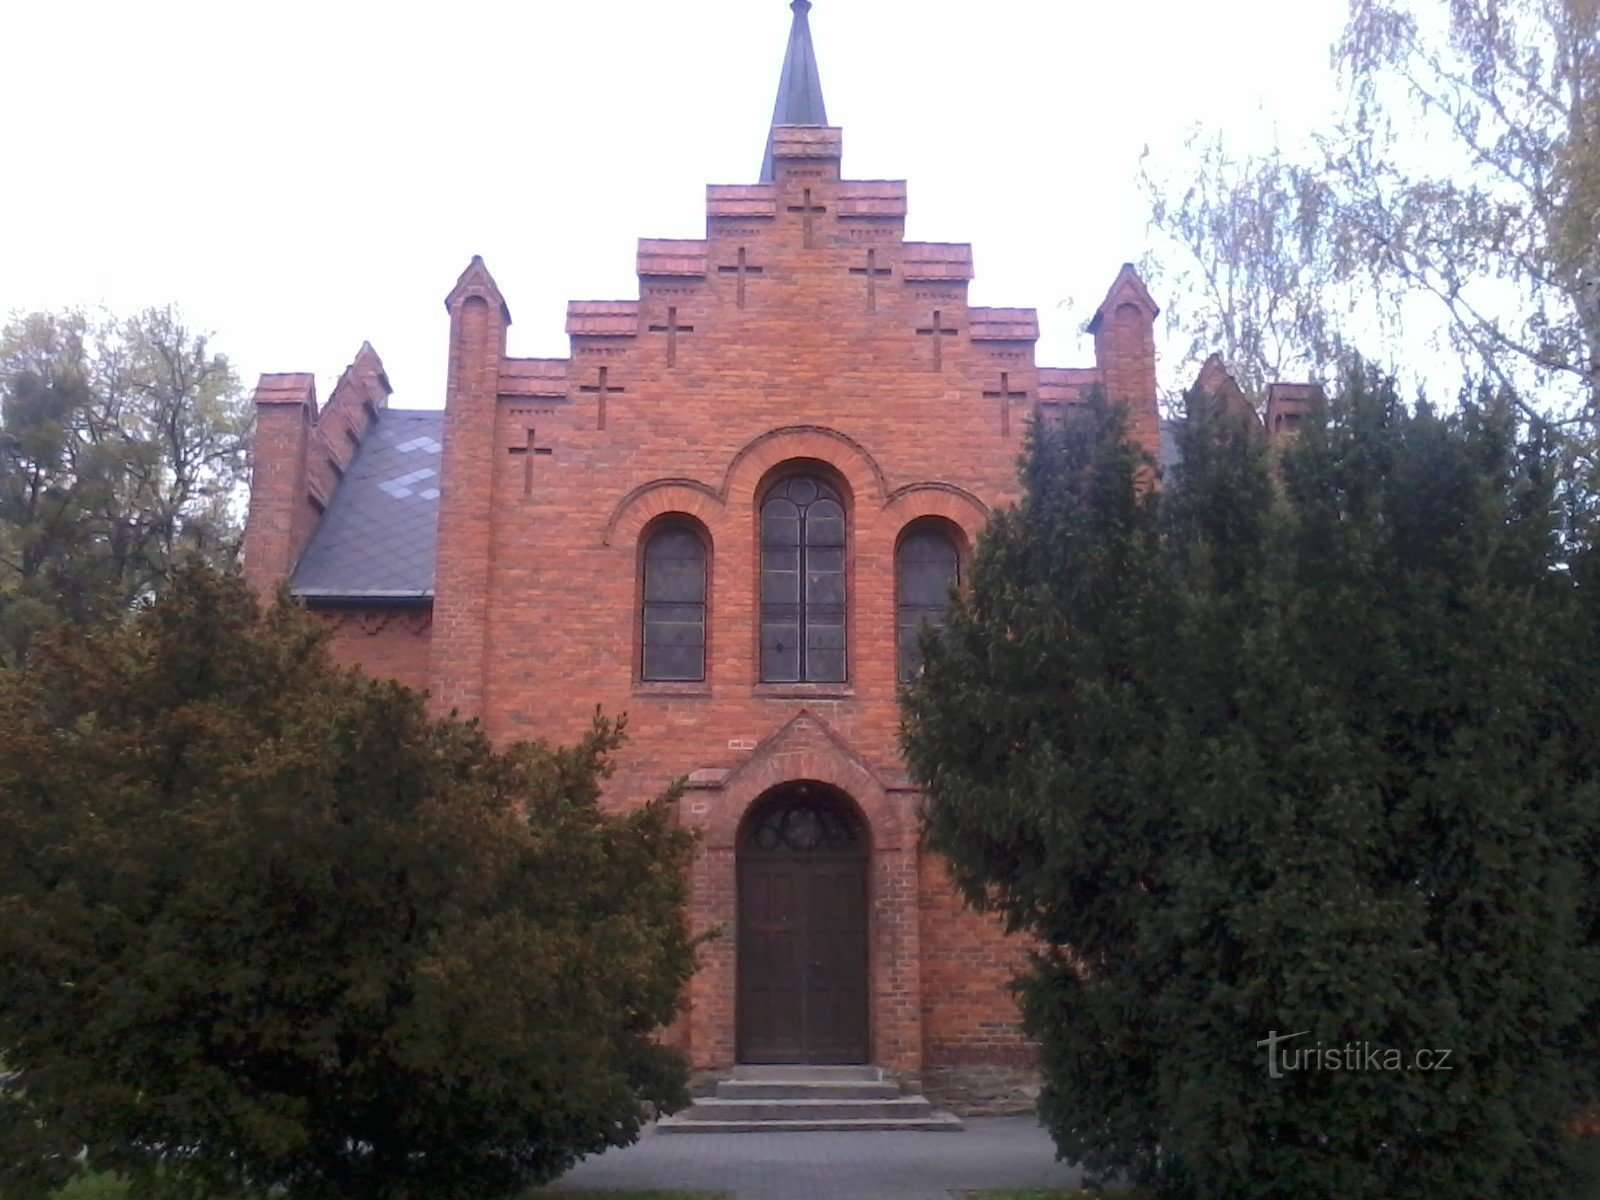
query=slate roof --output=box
[291,410,442,600]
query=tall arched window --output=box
[897,525,961,682]
[641,525,707,682]
[760,476,846,683]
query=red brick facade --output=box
[317,608,433,693]
[242,118,1168,1087]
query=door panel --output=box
[738,846,868,1064]
[801,859,869,1063]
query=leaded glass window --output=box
[743,798,861,854]
[897,526,960,682]
[760,476,846,683]
[642,526,707,682]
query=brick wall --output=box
[918,856,1035,1067]
[429,263,508,718]
[247,127,1160,1079]
[316,607,433,693]
[242,347,391,592]
[242,374,316,593]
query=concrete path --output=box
[536,1115,1084,1199]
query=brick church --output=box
[242,2,1313,1103]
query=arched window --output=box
[760,476,846,683]
[897,525,961,681]
[641,525,707,682]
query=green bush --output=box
[46,1173,130,1200]
[0,567,699,1200]
[904,380,1600,1199]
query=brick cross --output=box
[849,249,892,312]
[507,429,553,497]
[579,367,625,431]
[983,371,1029,438]
[648,306,696,368]
[787,187,827,249]
[916,310,959,372]
[717,246,765,309]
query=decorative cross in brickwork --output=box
[579,367,625,431]
[786,188,827,249]
[717,247,765,309]
[648,306,696,368]
[915,310,959,372]
[983,372,1030,438]
[507,429,554,496]
[849,249,892,313]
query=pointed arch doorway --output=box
[737,782,870,1064]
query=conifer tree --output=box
[903,384,1600,1199]
[0,566,698,1200]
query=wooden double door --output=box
[737,791,869,1064]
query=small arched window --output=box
[641,525,707,682]
[760,476,846,683]
[897,525,961,682]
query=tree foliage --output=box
[902,389,1600,1199]
[1143,0,1600,418]
[0,566,698,1200]
[0,309,249,664]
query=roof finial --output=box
[761,0,828,182]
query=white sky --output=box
[1,0,1348,408]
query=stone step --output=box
[663,1065,965,1133]
[657,1111,966,1134]
[716,1079,902,1100]
[674,1096,937,1122]
[729,1064,884,1082]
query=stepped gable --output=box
[472,123,1141,460]
[263,139,1169,603]
[242,344,394,595]
[498,358,569,398]
[250,59,1177,615]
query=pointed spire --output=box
[761,0,829,182]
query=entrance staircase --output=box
[657,1065,964,1133]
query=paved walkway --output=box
[536,1116,1084,1200]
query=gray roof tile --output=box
[291,410,442,600]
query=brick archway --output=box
[736,781,870,1064]
[721,425,889,510]
[602,479,725,548]
[678,710,923,1077]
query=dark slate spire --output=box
[760,0,829,182]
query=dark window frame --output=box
[639,520,710,684]
[896,521,963,683]
[759,474,848,684]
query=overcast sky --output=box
[2,0,1347,407]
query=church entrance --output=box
[736,782,870,1064]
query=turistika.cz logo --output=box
[1256,1030,1454,1079]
